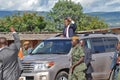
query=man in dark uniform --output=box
[0,27,21,80]
[80,40,93,80]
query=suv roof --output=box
[79,33,118,39]
[47,33,118,40]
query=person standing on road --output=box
[80,40,93,80]
[0,26,21,80]
[68,36,86,80]
[110,41,120,80]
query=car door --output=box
[90,37,118,80]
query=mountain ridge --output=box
[0,11,120,27]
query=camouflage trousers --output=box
[68,65,85,80]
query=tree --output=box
[0,12,46,32]
[78,15,108,30]
[47,0,108,31]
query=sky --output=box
[0,0,120,13]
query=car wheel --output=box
[55,71,68,80]
[109,70,115,80]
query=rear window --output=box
[104,37,118,52]
[90,37,118,54]
[91,38,105,53]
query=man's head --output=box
[71,36,79,47]
[0,37,7,48]
[80,40,85,47]
[64,18,71,27]
[23,41,30,50]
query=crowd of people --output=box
[0,17,120,80]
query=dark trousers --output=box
[85,73,92,80]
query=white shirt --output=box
[66,24,70,38]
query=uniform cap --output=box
[23,41,30,45]
[71,36,79,40]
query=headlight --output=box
[34,61,54,71]
[34,63,47,71]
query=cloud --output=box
[0,0,58,11]
[72,0,120,12]
[0,0,120,12]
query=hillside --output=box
[0,11,120,27]
[86,12,120,27]
[0,11,48,18]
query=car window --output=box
[104,37,118,52]
[90,37,118,54]
[84,39,92,49]
[31,40,72,55]
[91,38,105,53]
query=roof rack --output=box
[83,32,118,36]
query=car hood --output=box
[23,54,67,62]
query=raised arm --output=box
[10,27,20,50]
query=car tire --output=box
[55,71,68,80]
[109,70,115,80]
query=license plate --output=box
[19,77,26,80]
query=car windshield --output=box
[31,39,72,55]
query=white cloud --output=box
[74,0,120,12]
[0,0,58,11]
[0,0,120,12]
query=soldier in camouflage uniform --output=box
[68,36,86,80]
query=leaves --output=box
[0,12,46,32]
[0,0,108,32]
[47,0,108,31]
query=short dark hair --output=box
[0,37,7,45]
[64,17,71,22]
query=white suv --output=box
[20,33,118,80]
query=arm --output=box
[10,27,20,50]
[85,48,92,65]
[70,56,84,73]
[70,23,77,32]
[72,56,84,69]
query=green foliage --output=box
[78,15,108,30]
[47,0,83,31]
[0,12,46,32]
[0,0,108,32]
[47,0,108,31]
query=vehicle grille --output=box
[22,63,34,73]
